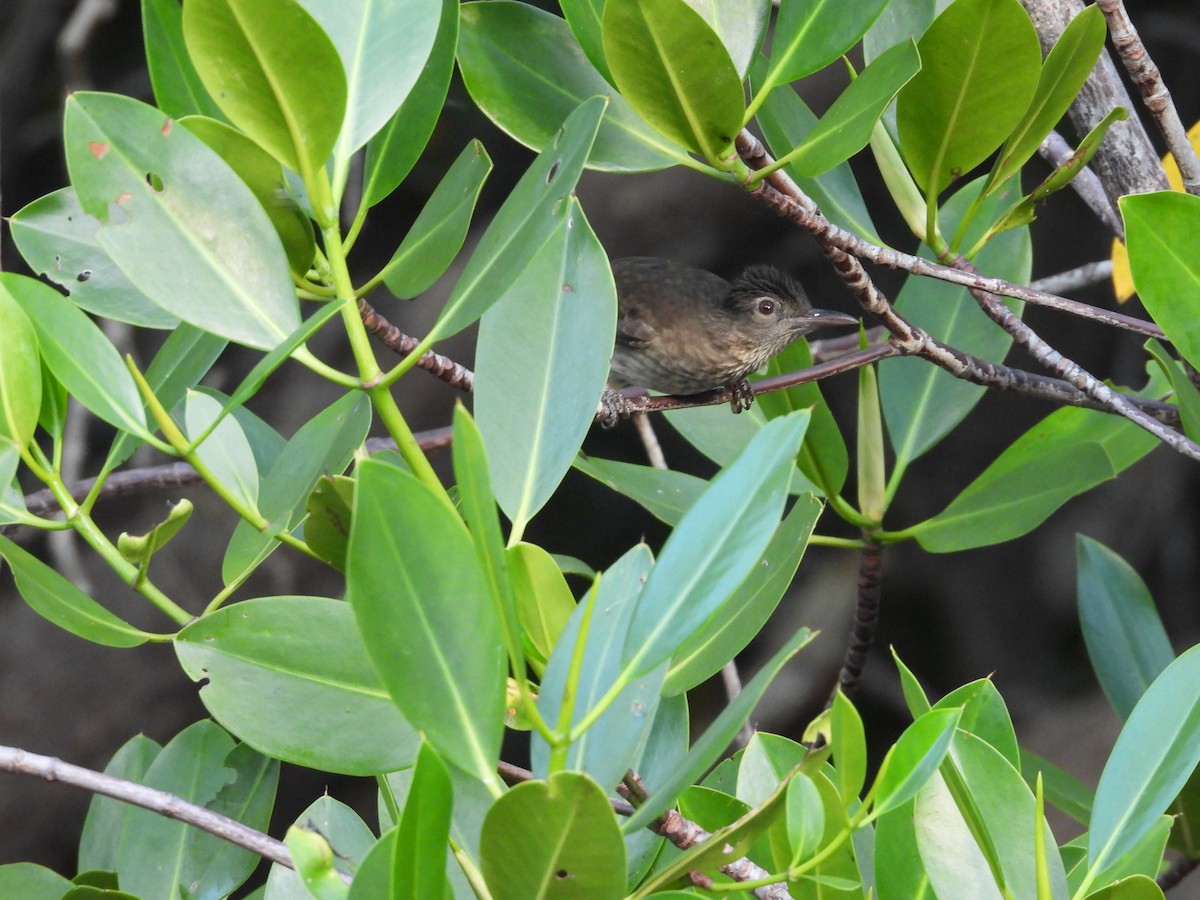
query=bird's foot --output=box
[729,380,755,413]
[598,388,631,429]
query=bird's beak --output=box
[802,309,859,330]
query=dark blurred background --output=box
[2,0,1200,891]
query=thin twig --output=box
[358,299,475,391]
[0,743,293,871]
[835,539,883,701]
[1030,259,1114,295]
[1097,0,1200,196]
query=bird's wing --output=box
[616,309,658,346]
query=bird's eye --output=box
[757,299,776,316]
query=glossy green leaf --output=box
[286,826,349,900]
[458,2,686,172]
[858,358,887,521]
[880,177,1030,469]
[476,198,616,534]
[304,475,354,571]
[683,0,770,78]
[664,495,821,695]
[623,411,809,677]
[116,721,272,900]
[736,732,807,805]
[753,57,881,243]
[0,534,150,647]
[176,596,420,775]
[36,364,68,443]
[1077,536,1174,721]
[986,4,1106,193]
[1145,339,1200,442]
[786,772,826,863]
[4,273,151,440]
[182,0,346,186]
[222,391,370,584]
[625,693,686,882]
[872,706,961,817]
[897,0,1041,194]
[185,390,259,510]
[347,458,505,790]
[381,140,491,298]
[266,797,376,896]
[509,541,575,674]
[9,188,179,328]
[784,39,921,177]
[392,742,453,900]
[831,689,868,803]
[936,679,1019,769]
[1089,643,1200,871]
[431,96,604,342]
[572,454,707,526]
[142,0,224,119]
[622,625,816,834]
[1122,192,1200,371]
[758,0,889,94]
[79,735,162,872]
[0,865,71,900]
[916,731,1069,899]
[874,800,934,899]
[0,280,41,452]
[1084,876,1166,900]
[603,0,744,161]
[531,544,659,791]
[64,92,300,350]
[559,0,610,81]
[118,498,193,568]
[481,772,625,900]
[912,395,1160,553]
[362,0,458,207]
[298,0,440,195]
[179,115,315,276]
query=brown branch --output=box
[358,299,475,391]
[835,539,883,701]
[1029,259,1114,296]
[1096,0,1200,196]
[0,743,295,872]
[1156,853,1199,891]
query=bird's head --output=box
[723,265,858,359]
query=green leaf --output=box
[481,772,626,900]
[9,187,179,328]
[176,596,420,774]
[531,545,659,791]
[782,39,921,177]
[753,58,881,243]
[64,92,300,350]
[912,398,1160,552]
[682,0,771,78]
[393,743,453,900]
[476,197,616,534]
[0,865,71,900]
[874,800,934,899]
[141,0,224,119]
[872,706,961,817]
[1020,747,1093,826]
[362,0,458,207]
[572,454,707,526]
[509,542,575,674]
[622,625,816,834]
[297,0,440,196]
[179,115,315,276]
[1077,535,1174,721]
[986,4,1106,193]
[182,0,346,187]
[118,498,194,567]
[559,0,611,82]
[347,458,505,791]
[757,0,889,93]
[1122,191,1200,371]
[431,96,604,342]
[0,533,150,647]
[936,679,1019,769]
[896,0,1041,195]
[458,1,687,172]
[79,735,162,872]
[4,272,151,441]
[831,689,868,803]
[286,826,350,900]
[185,390,259,509]
[1084,876,1166,900]
[304,475,354,572]
[786,772,826,863]
[880,176,1030,469]
[382,140,492,299]
[1145,339,1200,442]
[0,280,41,452]
[267,797,376,897]
[623,411,810,677]
[222,391,370,584]
[603,0,744,161]
[1089,643,1200,872]
[664,495,821,695]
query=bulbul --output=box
[608,257,858,407]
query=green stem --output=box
[825,492,874,529]
[451,838,494,900]
[376,773,401,827]
[549,576,601,772]
[808,535,868,550]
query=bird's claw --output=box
[598,388,630,429]
[729,380,755,413]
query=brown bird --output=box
[608,257,858,410]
